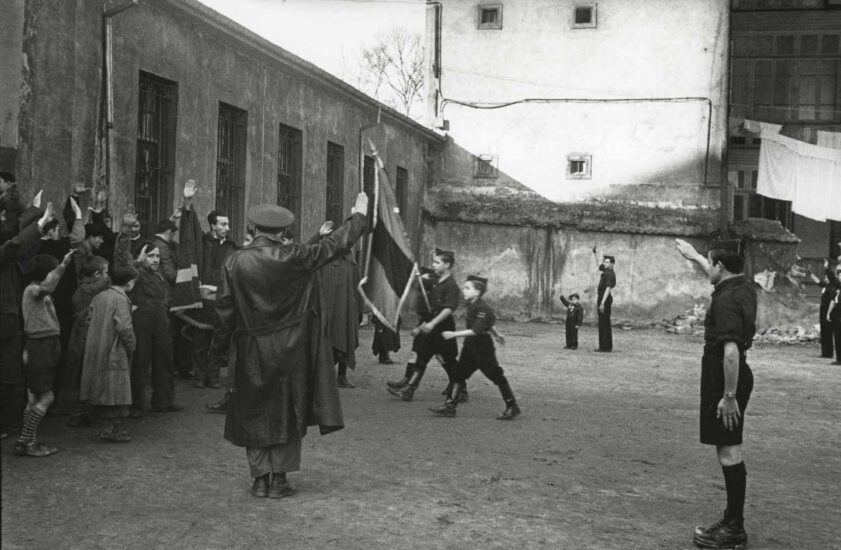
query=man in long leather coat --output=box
[213,192,368,499]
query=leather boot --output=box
[251,473,269,498]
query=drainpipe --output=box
[720,5,732,239]
[102,0,138,211]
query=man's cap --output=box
[434,247,454,257]
[85,223,108,238]
[247,204,294,230]
[707,239,743,255]
[467,274,488,286]
[568,293,580,300]
[603,255,616,263]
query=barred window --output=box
[216,103,247,242]
[135,72,177,238]
[326,142,345,224]
[277,123,303,235]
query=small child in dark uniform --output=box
[431,275,521,420]
[559,293,584,349]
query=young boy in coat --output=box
[80,265,138,442]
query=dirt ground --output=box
[2,322,840,550]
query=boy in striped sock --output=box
[16,249,75,457]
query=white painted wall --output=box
[427,0,729,205]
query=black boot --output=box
[387,364,414,389]
[388,368,424,401]
[429,401,456,417]
[693,511,747,549]
[497,399,521,420]
[251,473,269,498]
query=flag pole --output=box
[416,265,432,312]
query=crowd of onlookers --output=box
[0,174,240,454]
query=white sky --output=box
[196,0,427,84]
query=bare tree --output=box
[358,27,424,119]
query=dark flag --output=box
[358,144,417,332]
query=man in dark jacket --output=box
[213,193,367,499]
[194,211,238,389]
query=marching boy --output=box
[432,275,521,420]
[387,248,460,402]
[559,293,584,350]
[16,248,75,457]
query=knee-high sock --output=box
[722,462,747,521]
[17,405,45,446]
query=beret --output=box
[247,204,294,230]
[467,274,488,286]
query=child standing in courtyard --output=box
[79,265,138,442]
[16,249,75,457]
[560,293,584,349]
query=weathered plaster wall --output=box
[14,0,437,251]
[422,218,714,323]
[428,0,729,205]
[0,0,25,170]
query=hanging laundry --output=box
[756,134,797,202]
[746,118,841,222]
[817,129,841,150]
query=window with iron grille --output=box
[395,166,408,222]
[277,123,303,236]
[326,142,345,224]
[363,155,375,227]
[216,103,247,243]
[135,72,177,238]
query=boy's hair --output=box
[42,218,59,234]
[30,254,59,283]
[111,265,139,286]
[433,248,455,268]
[207,210,227,227]
[156,219,177,234]
[569,293,580,300]
[708,248,744,274]
[80,256,109,278]
[468,280,486,295]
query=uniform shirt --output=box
[597,268,616,302]
[465,298,496,336]
[429,275,460,317]
[704,274,756,354]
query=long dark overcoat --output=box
[214,213,365,448]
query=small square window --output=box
[478,4,502,30]
[474,154,499,179]
[566,154,591,180]
[572,4,597,29]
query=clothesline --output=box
[741,118,841,223]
